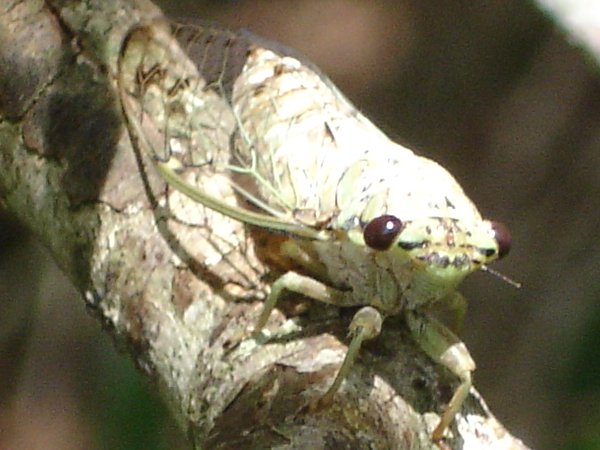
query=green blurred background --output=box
[2,1,600,449]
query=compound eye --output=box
[489,221,512,259]
[363,215,404,251]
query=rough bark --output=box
[0,1,529,449]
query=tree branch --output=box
[0,1,529,448]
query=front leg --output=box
[253,270,361,333]
[253,272,382,408]
[405,310,476,443]
[316,306,383,408]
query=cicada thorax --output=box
[226,45,494,310]
[228,41,397,228]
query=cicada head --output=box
[358,214,512,302]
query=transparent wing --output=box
[118,19,329,240]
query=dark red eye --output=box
[490,221,511,259]
[363,215,403,251]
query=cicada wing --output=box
[118,20,328,241]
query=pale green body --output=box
[231,47,499,312]
[119,22,505,443]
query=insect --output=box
[118,19,515,443]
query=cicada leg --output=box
[252,262,384,403]
[317,306,383,408]
[446,292,467,335]
[253,271,357,333]
[405,311,476,443]
[253,274,384,409]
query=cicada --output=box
[118,19,514,443]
